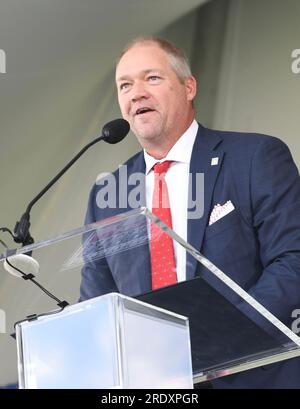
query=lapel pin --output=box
[211,157,219,166]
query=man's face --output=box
[115,42,196,150]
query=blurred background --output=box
[0,0,300,387]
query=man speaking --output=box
[80,37,300,388]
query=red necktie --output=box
[150,161,177,290]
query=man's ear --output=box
[185,76,197,101]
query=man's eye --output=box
[120,83,130,91]
[148,76,161,82]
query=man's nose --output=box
[131,81,149,102]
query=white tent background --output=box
[0,0,300,386]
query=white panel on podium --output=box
[15,293,193,389]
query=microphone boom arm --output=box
[12,118,129,247]
[13,136,103,246]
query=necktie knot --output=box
[153,160,172,175]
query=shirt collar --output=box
[144,120,199,175]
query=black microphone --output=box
[13,118,130,246]
[102,118,130,144]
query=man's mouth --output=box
[135,107,155,116]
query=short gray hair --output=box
[117,36,192,83]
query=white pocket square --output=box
[209,200,235,226]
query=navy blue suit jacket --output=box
[80,124,300,388]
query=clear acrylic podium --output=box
[1,207,300,388]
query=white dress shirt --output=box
[144,120,198,282]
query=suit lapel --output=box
[124,153,152,292]
[186,125,224,280]
[129,152,146,207]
